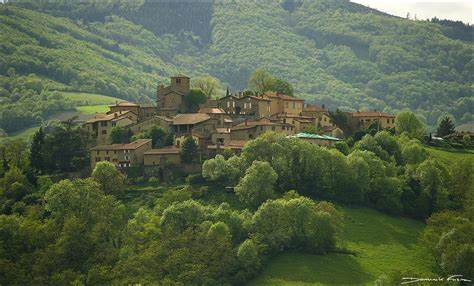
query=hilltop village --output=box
[84,75,396,172]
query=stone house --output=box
[157,75,190,116]
[217,94,239,115]
[109,101,157,121]
[129,115,173,134]
[90,139,152,169]
[84,110,138,145]
[349,111,396,130]
[230,117,295,140]
[264,92,304,115]
[144,146,181,167]
[236,95,272,117]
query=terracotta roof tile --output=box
[144,146,180,155]
[350,111,394,118]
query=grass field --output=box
[426,146,474,164]
[76,105,110,114]
[248,207,434,286]
[59,91,120,105]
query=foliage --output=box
[395,111,426,139]
[29,122,89,173]
[248,68,294,96]
[234,161,277,208]
[91,161,125,196]
[192,74,222,99]
[183,88,207,112]
[436,115,455,137]
[109,126,132,144]
[180,136,199,163]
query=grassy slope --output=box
[248,207,434,286]
[426,146,474,165]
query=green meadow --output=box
[248,207,434,286]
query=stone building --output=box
[349,111,396,130]
[90,139,152,169]
[84,110,138,145]
[157,75,190,116]
[230,117,295,140]
[264,92,304,115]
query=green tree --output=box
[109,126,132,144]
[180,136,199,163]
[192,75,222,99]
[436,116,455,137]
[247,68,275,94]
[235,161,277,208]
[91,161,125,196]
[395,111,425,139]
[184,89,207,112]
[148,126,166,148]
[29,127,45,173]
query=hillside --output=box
[1,0,473,130]
[249,207,434,286]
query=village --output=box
[84,75,396,173]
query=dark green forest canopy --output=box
[1,0,473,127]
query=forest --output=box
[0,0,473,135]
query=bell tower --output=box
[170,75,190,94]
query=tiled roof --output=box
[265,92,304,101]
[289,133,341,141]
[350,111,394,118]
[198,107,226,114]
[91,139,152,151]
[237,95,271,102]
[172,113,210,125]
[86,110,133,123]
[144,146,180,155]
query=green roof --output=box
[289,132,341,141]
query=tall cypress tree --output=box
[180,136,199,163]
[436,116,455,137]
[30,127,45,173]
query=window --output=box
[105,157,110,161]
[292,102,295,108]
[102,130,107,134]
[96,151,99,155]
[176,78,182,84]
[112,122,116,127]
[244,103,247,109]
[285,102,289,108]
[387,119,390,124]
[392,119,395,124]
[106,151,109,155]
[227,101,230,108]
[249,102,252,109]
[232,101,235,108]
[95,157,100,161]
[101,121,107,127]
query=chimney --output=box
[226,87,230,97]
[114,113,118,118]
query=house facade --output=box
[84,110,138,145]
[90,139,152,169]
[349,111,396,130]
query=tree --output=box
[436,116,455,137]
[29,127,45,173]
[149,126,166,148]
[180,136,199,163]
[183,89,207,112]
[395,111,425,139]
[247,68,275,94]
[192,75,222,99]
[234,161,277,208]
[109,126,132,144]
[91,161,125,196]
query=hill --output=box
[1,0,473,129]
[248,207,434,286]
